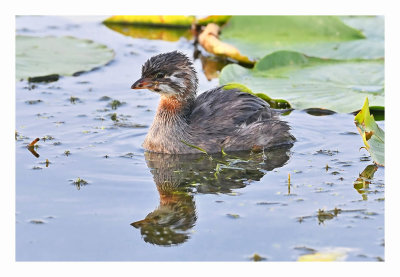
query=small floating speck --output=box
[25,99,43,105]
[70,177,89,190]
[250,253,266,261]
[41,135,55,141]
[339,131,358,136]
[294,246,317,254]
[99,96,111,101]
[314,149,339,156]
[108,99,126,110]
[69,96,81,104]
[29,219,46,224]
[256,202,280,205]
[226,213,240,219]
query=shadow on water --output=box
[131,145,292,246]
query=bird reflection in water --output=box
[131,145,292,246]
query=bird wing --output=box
[189,86,275,135]
[188,86,294,152]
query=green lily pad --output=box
[219,50,384,113]
[219,16,383,60]
[354,98,385,166]
[16,35,115,81]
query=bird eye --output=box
[155,72,165,78]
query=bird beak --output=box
[131,78,154,90]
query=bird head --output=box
[131,51,198,100]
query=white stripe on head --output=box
[169,74,185,87]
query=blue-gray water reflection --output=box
[133,147,292,246]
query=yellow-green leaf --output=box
[222,83,291,109]
[103,15,196,27]
[354,98,385,166]
[104,24,192,42]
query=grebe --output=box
[131,51,295,154]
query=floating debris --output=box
[294,246,317,254]
[29,219,46,224]
[226,213,240,219]
[41,135,55,141]
[99,96,111,101]
[71,177,89,190]
[69,96,81,104]
[315,149,339,156]
[53,121,65,126]
[108,99,126,110]
[23,83,37,90]
[110,113,118,122]
[339,131,358,136]
[256,202,280,205]
[25,99,43,105]
[250,253,266,261]
[97,108,110,112]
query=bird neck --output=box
[143,95,194,153]
[156,95,194,119]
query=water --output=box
[15,16,384,261]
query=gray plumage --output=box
[131,51,295,154]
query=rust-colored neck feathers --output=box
[158,96,183,114]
